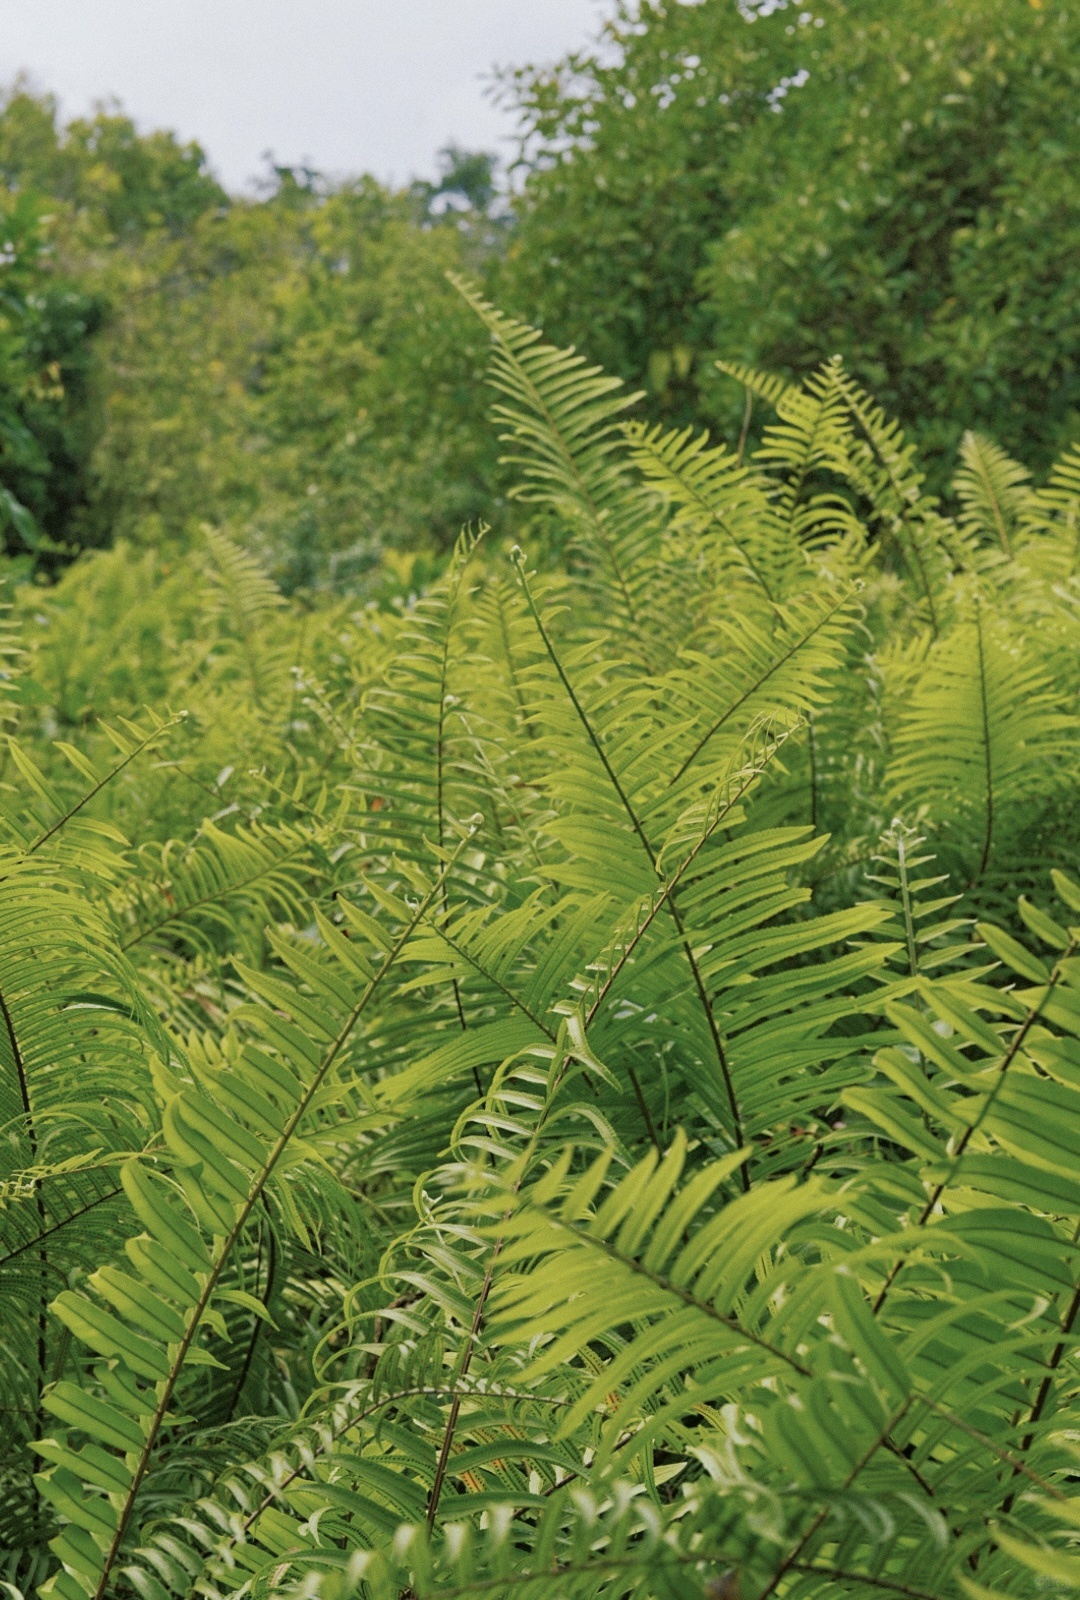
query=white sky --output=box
[1,1,608,192]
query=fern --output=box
[886,606,1078,891]
[954,431,1033,558]
[6,292,1080,1600]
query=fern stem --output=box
[513,553,656,868]
[973,603,995,886]
[789,1565,938,1600]
[231,1385,567,1549]
[633,429,775,598]
[895,824,919,978]
[0,1184,121,1267]
[0,980,34,1132]
[736,385,753,467]
[492,579,538,741]
[0,979,51,1539]
[435,541,478,1080]
[424,914,555,1040]
[194,1388,572,1591]
[425,1248,500,1531]
[757,1399,912,1600]
[970,438,1013,557]
[626,1063,661,1151]
[782,359,843,515]
[1001,1220,1080,1513]
[24,718,180,856]
[222,1208,277,1424]
[916,1393,1069,1501]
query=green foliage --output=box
[0,84,225,242]
[0,288,1079,1600]
[0,85,501,584]
[0,83,221,569]
[79,175,501,588]
[499,0,1080,482]
[0,187,102,563]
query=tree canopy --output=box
[499,0,1080,482]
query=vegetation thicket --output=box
[3,4,1080,1598]
[0,87,502,587]
[4,283,1080,1598]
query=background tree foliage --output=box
[3,0,1080,580]
[0,89,501,587]
[83,173,500,589]
[498,0,1080,482]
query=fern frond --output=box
[954,430,1032,557]
[625,420,793,601]
[202,526,285,634]
[832,368,959,631]
[33,848,465,1599]
[118,817,325,960]
[864,818,974,979]
[451,276,672,665]
[200,528,294,714]
[2,712,182,880]
[886,607,1078,887]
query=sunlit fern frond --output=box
[954,429,1033,558]
[885,606,1079,894]
[0,711,181,886]
[862,817,976,980]
[717,358,866,563]
[32,858,460,1600]
[202,526,286,633]
[0,576,24,732]
[450,276,679,667]
[831,367,965,632]
[200,527,295,715]
[624,419,797,604]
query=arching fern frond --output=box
[2,711,182,881]
[450,276,670,665]
[33,852,464,1600]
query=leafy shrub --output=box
[3,289,1080,1600]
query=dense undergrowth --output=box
[4,283,1080,1600]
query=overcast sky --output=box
[1,1,608,192]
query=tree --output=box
[0,85,226,566]
[0,189,103,564]
[0,82,225,241]
[499,0,1080,482]
[80,176,502,589]
[0,89,503,584]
